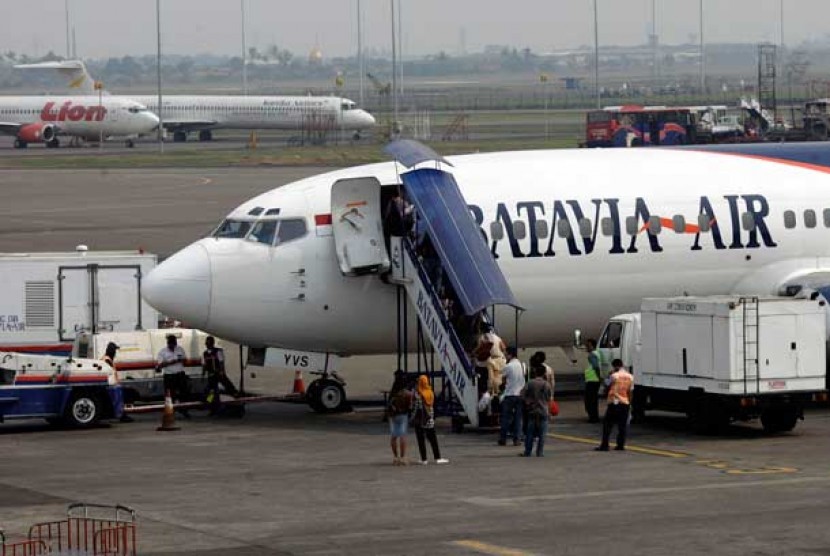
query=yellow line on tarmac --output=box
[452,540,535,556]
[548,433,690,459]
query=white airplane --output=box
[16,60,376,143]
[0,96,159,148]
[141,141,830,411]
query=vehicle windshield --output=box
[213,219,253,238]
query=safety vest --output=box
[607,368,633,405]
[584,351,601,383]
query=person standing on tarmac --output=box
[156,334,190,418]
[596,359,634,452]
[202,336,239,415]
[498,346,526,446]
[411,375,449,465]
[387,371,413,466]
[521,363,553,457]
[583,339,602,423]
[101,342,133,423]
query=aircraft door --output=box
[331,177,390,276]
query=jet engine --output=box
[17,122,56,143]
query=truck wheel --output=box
[761,409,799,434]
[307,379,348,413]
[64,391,102,427]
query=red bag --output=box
[549,400,560,417]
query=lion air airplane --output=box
[141,141,830,412]
[16,60,376,143]
[0,96,159,148]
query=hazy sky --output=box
[0,0,826,60]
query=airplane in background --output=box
[16,60,376,143]
[0,96,159,148]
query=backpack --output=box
[389,390,413,415]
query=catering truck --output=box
[0,248,158,356]
[595,296,828,433]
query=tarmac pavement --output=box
[2,400,830,555]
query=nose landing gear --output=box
[306,370,350,413]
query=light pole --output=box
[64,0,71,59]
[95,80,103,150]
[541,74,550,140]
[390,0,398,134]
[357,0,364,106]
[593,0,600,108]
[398,0,404,98]
[156,0,164,153]
[699,0,705,97]
[241,0,248,95]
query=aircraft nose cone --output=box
[143,243,211,328]
[145,112,161,131]
[362,111,377,126]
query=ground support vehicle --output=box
[0,351,123,427]
[596,296,828,433]
[0,249,158,356]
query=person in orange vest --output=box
[101,342,133,423]
[595,358,634,452]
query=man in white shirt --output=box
[498,346,526,446]
[156,334,189,416]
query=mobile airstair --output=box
[384,141,521,428]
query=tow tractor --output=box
[0,351,123,427]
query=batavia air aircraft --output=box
[141,141,830,415]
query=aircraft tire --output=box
[46,138,60,149]
[173,131,188,143]
[307,379,348,413]
[13,139,27,149]
[125,139,135,148]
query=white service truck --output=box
[0,248,158,356]
[596,296,828,433]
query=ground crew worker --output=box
[101,342,133,423]
[202,336,239,415]
[596,359,634,451]
[156,334,190,418]
[584,339,602,423]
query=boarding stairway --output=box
[385,142,521,428]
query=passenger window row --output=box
[783,209,829,230]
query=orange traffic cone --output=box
[291,370,306,396]
[157,390,180,431]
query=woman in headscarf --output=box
[411,375,449,465]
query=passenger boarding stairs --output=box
[390,236,479,425]
[383,143,521,427]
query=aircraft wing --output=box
[0,122,23,136]
[161,120,219,132]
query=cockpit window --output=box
[276,219,307,244]
[248,207,265,216]
[341,102,355,111]
[127,106,146,113]
[248,220,278,245]
[213,219,253,239]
